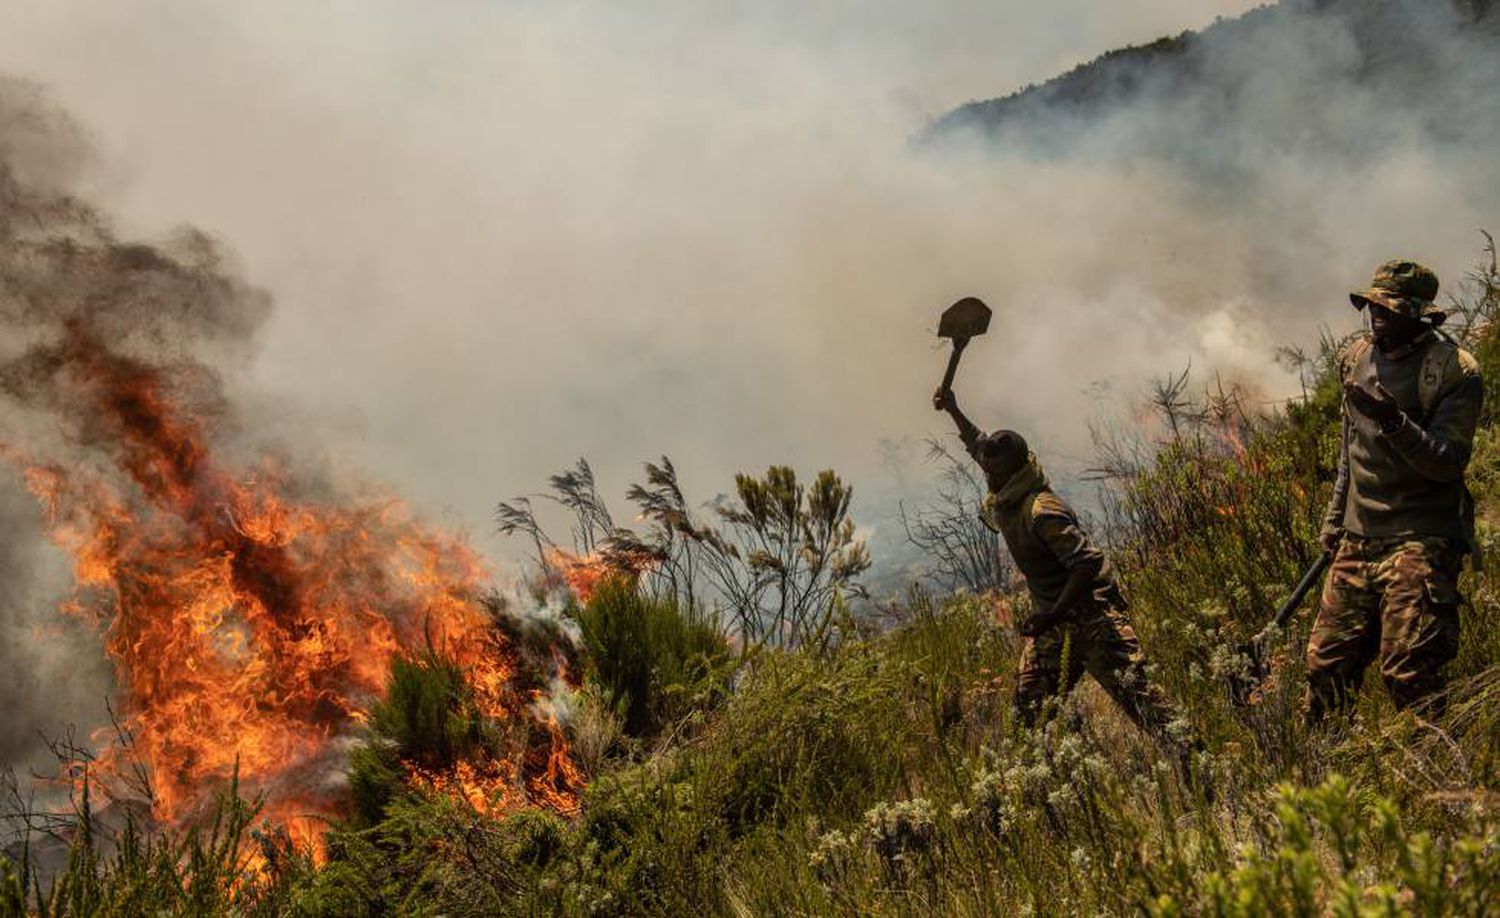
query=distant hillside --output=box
[926,0,1500,157]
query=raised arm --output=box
[933,388,982,455]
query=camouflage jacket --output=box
[975,453,1127,613]
[1323,331,1483,546]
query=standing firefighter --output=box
[933,389,1194,758]
[1308,260,1483,723]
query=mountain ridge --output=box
[925,0,1499,154]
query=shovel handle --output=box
[938,338,970,394]
[1270,553,1333,631]
[1232,553,1333,707]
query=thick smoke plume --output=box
[0,2,1485,520]
[0,78,271,780]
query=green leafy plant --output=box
[572,577,732,739]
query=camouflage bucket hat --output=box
[1350,259,1445,324]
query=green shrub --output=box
[685,648,914,835]
[573,578,733,739]
[1150,775,1500,917]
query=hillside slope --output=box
[926,0,1500,162]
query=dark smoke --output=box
[0,77,276,780]
[0,78,338,798]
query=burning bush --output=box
[349,649,512,827]
[0,85,582,854]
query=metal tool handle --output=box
[938,338,969,394]
[1270,553,1332,631]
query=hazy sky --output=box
[1,0,1482,571]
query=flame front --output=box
[10,324,579,840]
[544,547,653,605]
[545,548,619,605]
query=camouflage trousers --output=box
[1304,536,1463,722]
[1015,604,1186,744]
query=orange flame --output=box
[544,547,648,605]
[11,325,580,847]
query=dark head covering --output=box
[974,429,1030,480]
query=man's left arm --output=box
[1384,373,1484,482]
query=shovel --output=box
[1228,552,1332,706]
[937,297,992,395]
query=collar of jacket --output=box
[991,452,1050,508]
[1379,329,1436,361]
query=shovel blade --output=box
[939,297,992,340]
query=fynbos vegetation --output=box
[3,244,1497,916]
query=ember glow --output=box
[8,323,580,843]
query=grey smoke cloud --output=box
[0,2,1270,554]
[0,75,282,789]
[0,0,1496,776]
